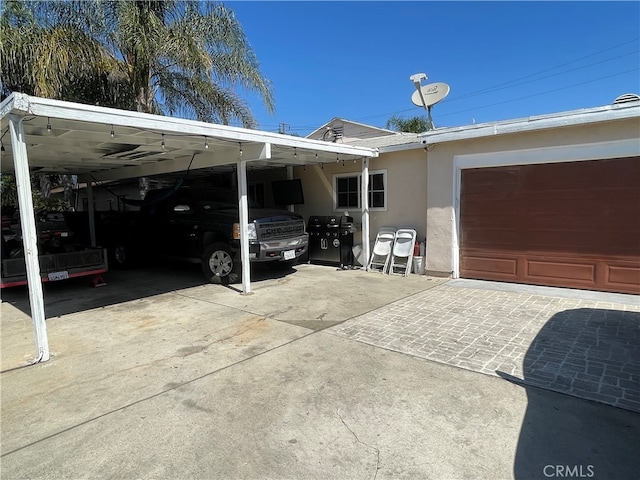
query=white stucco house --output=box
[295,101,640,295]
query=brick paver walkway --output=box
[328,283,640,412]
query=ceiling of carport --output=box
[0,93,377,180]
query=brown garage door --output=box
[460,157,640,294]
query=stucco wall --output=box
[425,118,640,275]
[241,115,639,275]
[294,149,428,248]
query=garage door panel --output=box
[525,229,603,252]
[526,260,595,282]
[461,249,640,293]
[463,229,521,248]
[462,195,522,215]
[461,255,518,277]
[522,158,639,190]
[463,168,520,191]
[528,196,600,215]
[606,264,640,289]
[460,157,640,294]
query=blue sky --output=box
[227,1,639,136]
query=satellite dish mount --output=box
[410,73,450,130]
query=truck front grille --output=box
[257,220,305,241]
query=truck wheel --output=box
[201,243,241,284]
[111,244,129,268]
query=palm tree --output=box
[0,0,129,106]
[2,0,274,124]
[1,0,274,198]
[386,115,432,133]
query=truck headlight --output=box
[233,222,257,240]
[247,222,257,240]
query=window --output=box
[368,172,385,209]
[333,170,387,211]
[336,176,359,209]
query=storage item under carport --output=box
[307,215,354,268]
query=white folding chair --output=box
[367,227,396,273]
[389,228,417,277]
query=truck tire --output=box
[110,243,130,269]
[201,242,241,285]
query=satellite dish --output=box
[411,82,450,108]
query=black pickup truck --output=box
[70,186,309,284]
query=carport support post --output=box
[8,114,50,362]
[361,157,370,269]
[237,159,251,294]
[286,166,294,212]
[85,177,96,247]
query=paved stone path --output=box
[328,282,640,412]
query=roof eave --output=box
[378,101,640,154]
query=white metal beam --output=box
[9,114,49,362]
[361,157,370,269]
[8,93,376,158]
[237,159,251,294]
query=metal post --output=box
[237,159,251,294]
[8,114,50,362]
[86,177,96,247]
[361,157,370,269]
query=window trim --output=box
[332,169,387,212]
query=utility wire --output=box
[250,37,640,131]
[442,50,638,105]
[436,68,638,120]
[447,38,639,102]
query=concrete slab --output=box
[329,282,640,413]
[1,265,639,479]
[183,264,448,328]
[2,333,638,480]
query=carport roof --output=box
[0,93,377,180]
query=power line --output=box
[249,37,640,132]
[435,68,638,121]
[447,38,639,102]
[442,50,638,105]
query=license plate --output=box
[283,249,295,260]
[48,271,69,281]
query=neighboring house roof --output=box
[347,133,420,149]
[306,117,399,143]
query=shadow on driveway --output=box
[0,261,295,319]
[500,308,640,479]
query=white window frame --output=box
[333,169,387,212]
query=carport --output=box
[0,92,378,363]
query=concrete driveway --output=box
[1,264,638,479]
[329,279,640,413]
